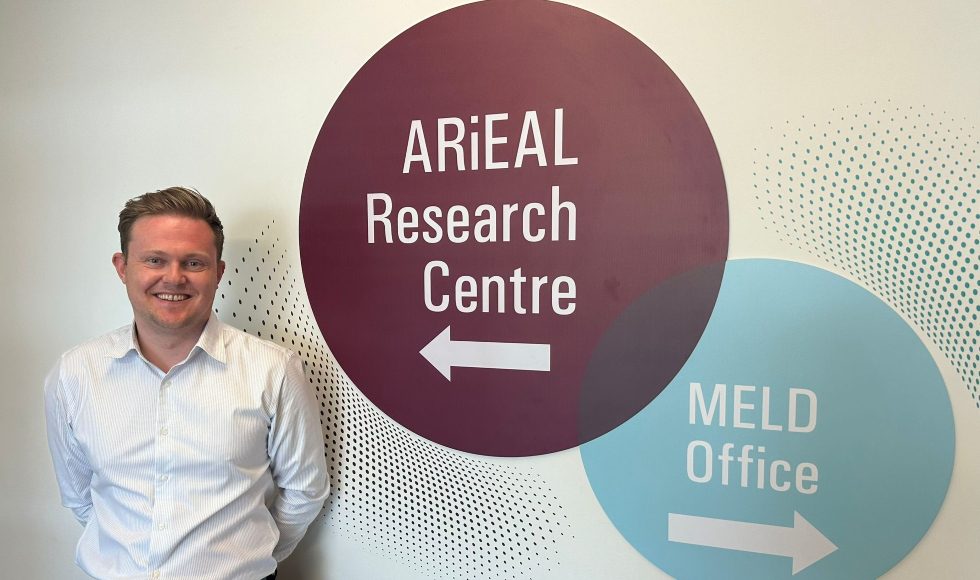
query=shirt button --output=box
[161,428,169,435]
[153,571,161,578]
[158,523,166,530]
[160,474,169,481]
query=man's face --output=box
[112,215,225,340]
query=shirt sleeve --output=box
[44,358,95,527]
[267,353,330,561]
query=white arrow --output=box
[668,512,837,575]
[420,326,550,380]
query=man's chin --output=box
[142,312,208,334]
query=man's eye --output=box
[187,261,203,268]
[147,258,162,265]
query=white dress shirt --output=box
[44,314,329,580]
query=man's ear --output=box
[112,252,127,283]
[216,260,226,284]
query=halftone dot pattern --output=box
[754,102,980,411]
[214,221,570,579]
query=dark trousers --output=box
[263,572,277,580]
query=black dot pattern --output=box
[214,221,570,578]
[755,102,980,412]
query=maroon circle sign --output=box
[300,0,728,456]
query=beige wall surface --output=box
[2,1,977,579]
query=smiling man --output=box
[44,187,329,580]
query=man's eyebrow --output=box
[138,250,212,261]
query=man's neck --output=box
[134,320,207,373]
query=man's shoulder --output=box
[215,319,298,364]
[60,324,133,363]
[50,324,133,394]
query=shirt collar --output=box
[106,321,139,359]
[194,313,227,363]
[105,314,227,364]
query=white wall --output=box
[2,1,978,578]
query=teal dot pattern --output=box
[214,222,570,579]
[755,102,980,411]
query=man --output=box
[45,187,329,580]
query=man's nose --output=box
[162,263,186,285]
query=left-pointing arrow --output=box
[420,325,551,380]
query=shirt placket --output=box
[148,372,174,579]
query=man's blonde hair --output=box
[118,187,224,260]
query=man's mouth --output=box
[155,293,191,302]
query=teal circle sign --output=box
[580,259,954,580]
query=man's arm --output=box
[267,354,330,562]
[44,359,94,526]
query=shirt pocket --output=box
[177,387,271,474]
[222,406,271,469]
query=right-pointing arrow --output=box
[668,511,837,574]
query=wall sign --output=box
[300,0,728,456]
[581,259,954,579]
